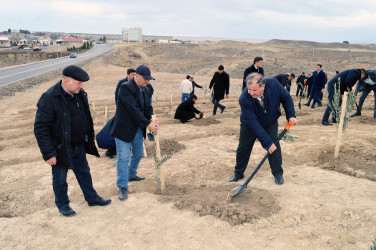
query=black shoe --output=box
[318,104,322,107]
[322,121,333,126]
[228,175,244,182]
[119,188,128,201]
[105,150,116,159]
[58,206,76,217]
[331,119,337,123]
[88,197,111,206]
[303,103,310,106]
[220,106,226,113]
[350,111,361,118]
[311,106,315,109]
[275,175,284,185]
[129,176,146,182]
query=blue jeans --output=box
[310,86,322,108]
[115,128,144,190]
[181,93,190,103]
[213,99,225,115]
[52,144,98,209]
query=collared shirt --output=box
[365,77,376,85]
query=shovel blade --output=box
[298,102,301,110]
[233,185,247,197]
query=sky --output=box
[1,0,376,43]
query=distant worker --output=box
[190,76,202,96]
[273,73,295,93]
[229,73,296,185]
[242,56,264,90]
[351,69,376,119]
[115,68,136,104]
[174,95,203,123]
[181,75,193,102]
[208,65,230,116]
[304,64,326,108]
[322,69,367,126]
[296,72,307,97]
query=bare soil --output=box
[1,41,376,249]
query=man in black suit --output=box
[110,65,159,201]
[174,94,203,123]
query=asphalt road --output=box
[0,44,115,87]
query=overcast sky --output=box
[1,0,375,43]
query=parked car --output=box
[70,53,77,58]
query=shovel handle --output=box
[284,120,296,131]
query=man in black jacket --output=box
[242,56,264,90]
[110,65,159,201]
[115,68,136,104]
[322,68,367,125]
[273,73,295,92]
[351,69,376,119]
[34,65,111,217]
[174,95,203,123]
[296,72,307,97]
[208,65,230,116]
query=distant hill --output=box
[262,39,376,51]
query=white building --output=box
[122,27,142,43]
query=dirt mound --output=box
[160,184,280,225]
[145,139,186,159]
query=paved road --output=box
[0,44,115,87]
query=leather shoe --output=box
[220,106,226,113]
[317,103,323,107]
[58,206,76,217]
[228,175,244,182]
[105,150,116,159]
[88,197,111,206]
[275,175,284,185]
[119,188,128,201]
[322,121,333,126]
[350,111,361,118]
[129,176,146,182]
[303,103,309,106]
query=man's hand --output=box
[268,144,277,154]
[148,122,159,133]
[225,94,229,98]
[289,117,297,125]
[321,89,325,93]
[207,89,211,94]
[46,157,56,166]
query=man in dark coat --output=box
[34,65,111,217]
[190,76,202,96]
[208,65,230,116]
[228,73,296,185]
[351,69,376,119]
[273,73,295,92]
[304,64,326,108]
[322,69,367,125]
[242,56,264,90]
[296,72,307,97]
[115,68,136,104]
[109,65,158,201]
[174,95,203,123]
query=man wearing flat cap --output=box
[34,65,111,217]
[110,64,159,201]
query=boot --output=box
[350,111,361,117]
[304,97,312,106]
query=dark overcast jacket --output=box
[327,69,362,94]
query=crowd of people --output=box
[34,54,374,217]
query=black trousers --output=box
[234,121,283,178]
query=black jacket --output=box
[328,69,362,94]
[110,79,153,142]
[115,77,128,104]
[273,74,290,87]
[243,65,264,89]
[209,71,230,101]
[174,96,200,120]
[34,81,99,169]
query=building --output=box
[122,27,142,43]
[0,36,10,47]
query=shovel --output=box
[233,121,296,197]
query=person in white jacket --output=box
[181,75,193,102]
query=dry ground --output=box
[1,41,376,249]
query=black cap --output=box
[63,65,90,82]
[136,65,154,80]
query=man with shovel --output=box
[229,73,296,185]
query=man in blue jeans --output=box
[110,65,159,201]
[34,65,111,217]
[351,69,376,119]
